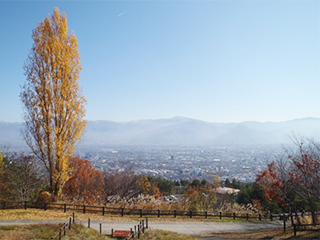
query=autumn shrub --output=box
[62,157,105,204]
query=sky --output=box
[0,0,319,123]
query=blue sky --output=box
[0,1,319,123]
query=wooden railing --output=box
[0,200,286,221]
[111,218,148,240]
[293,223,320,236]
[50,217,73,240]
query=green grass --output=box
[1,225,17,231]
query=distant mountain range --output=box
[1,117,319,149]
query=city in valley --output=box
[77,144,284,183]
[0,117,317,183]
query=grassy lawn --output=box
[0,224,111,240]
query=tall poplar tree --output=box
[20,8,87,199]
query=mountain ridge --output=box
[0,117,319,148]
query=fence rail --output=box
[293,223,320,236]
[0,200,296,221]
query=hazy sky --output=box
[0,1,319,123]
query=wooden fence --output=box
[50,217,73,240]
[0,200,283,221]
[111,218,148,240]
[293,223,320,236]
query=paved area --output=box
[81,220,285,236]
[0,219,286,238]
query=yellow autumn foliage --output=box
[20,8,86,200]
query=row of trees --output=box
[0,149,284,215]
[1,137,318,219]
[0,151,213,208]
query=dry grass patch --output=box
[0,209,248,222]
[205,226,320,239]
[0,223,202,240]
[0,224,60,240]
[0,209,70,220]
[0,223,112,240]
[143,229,202,240]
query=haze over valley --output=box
[1,117,318,149]
[1,117,318,182]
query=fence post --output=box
[174,210,177,218]
[102,206,105,216]
[121,208,124,217]
[64,204,66,213]
[100,223,102,234]
[259,213,261,221]
[158,209,160,218]
[246,213,249,220]
[190,210,192,218]
[138,224,140,239]
[72,212,75,224]
[293,224,296,236]
[3,201,6,210]
[88,218,90,228]
[233,212,236,220]
[44,202,47,211]
[146,217,148,229]
[59,228,62,240]
[83,205,86,214]
[140,209,142,218]
[142,220,144,233]
[111,228,113,236]
[205,211,208,218]
[270,214,273,221]
[219,212,222,219]
[69,218,71,230]
[63,223,66,236]
[24,201,27,210]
